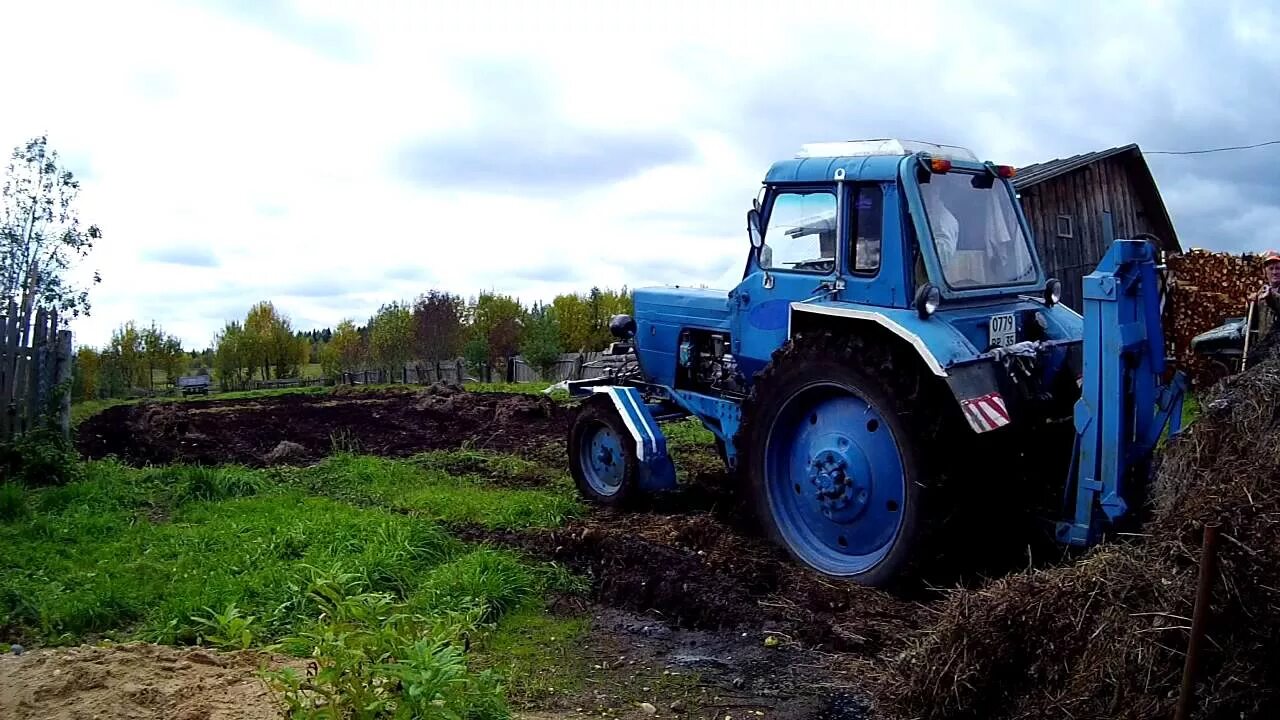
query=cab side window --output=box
[760,190,837,273]
[852,185,883,273]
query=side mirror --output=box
[747,208,763,249]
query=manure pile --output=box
[874,350,1280,719]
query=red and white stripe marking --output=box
[960,393,1011,433]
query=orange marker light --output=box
[996,165,1016,178]
[930,158,952,173]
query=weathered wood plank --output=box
[27,307,47,428]
[0,313,8,439]
[1084,164,1103,267]
[56,330,72,437]
[2,303,15,438]
[1116,158,1137,238]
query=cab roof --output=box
[764,138,980,185]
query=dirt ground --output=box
[76,385,571,467]
[0,643,298,720]
[552,606,873,720]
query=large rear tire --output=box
[568,395,640,507]
[737,332,937,588]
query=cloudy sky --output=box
[1,0,1276,348]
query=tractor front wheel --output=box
[568,395,640,507]
[738,334,930,587]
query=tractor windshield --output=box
[919,172,1036,289]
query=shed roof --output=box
[1012,144,1140,189]
[1013,143,1180,252]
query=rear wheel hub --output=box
[765,384,906,576]
[807,445,870,520]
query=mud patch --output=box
[0,642,298,720]
[462,511,924,656]
[561,607,873,720]
[76,389,571,467]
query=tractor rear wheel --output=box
[737,333,935,588]
[568,395,640,507]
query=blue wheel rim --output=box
[580,422,626,496]
[764,382,906,576]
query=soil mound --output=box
[0,642,296,720]
[76,389,570,467]
[876,354,1280,719]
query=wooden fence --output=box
[334,352,617,386]
[216,352,624,393]
[0,303,73,440]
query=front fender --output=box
[789,302,976,377]
[788,302,1022,434]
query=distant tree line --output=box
[72,322,185,401]
[316,286,633,384]
[70,286,633,400]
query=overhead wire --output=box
[1146,140,1280,155]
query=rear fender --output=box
[788,303,1011,434]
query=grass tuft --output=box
[160,465,266,504]
[298,454,581,529]
[412,549,540,623]
[0,483,28,522]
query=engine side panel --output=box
[634,286,733,388]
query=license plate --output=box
[989,313,1017,348]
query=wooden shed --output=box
[1014,144,1181,310]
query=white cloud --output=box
[0,0,1276,347]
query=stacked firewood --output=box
[1164,248,1266,387]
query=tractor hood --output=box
[633,286,733,333]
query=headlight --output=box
[915,283,942,318]
[1045,278,1063,307]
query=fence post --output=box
[55,329,72,438]
[27,307,48,432]
[0,310,10,440]
[7,300,24,436]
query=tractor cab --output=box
[724,139,1084,428]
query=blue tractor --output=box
[566,139,1186,587]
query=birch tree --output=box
[0,135,101,338]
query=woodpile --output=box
[1165,249,1266,387]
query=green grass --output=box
[466,381,558,396]
[663,417,717,449]
[1181,393,1200,428]
[294,453,581,529]
[0,445,595,717]
[70,398,135,426]
[0,456,578,647]
[187,385,330,403]
[474,608,591,705]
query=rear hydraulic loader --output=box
[566,139,1186,587]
